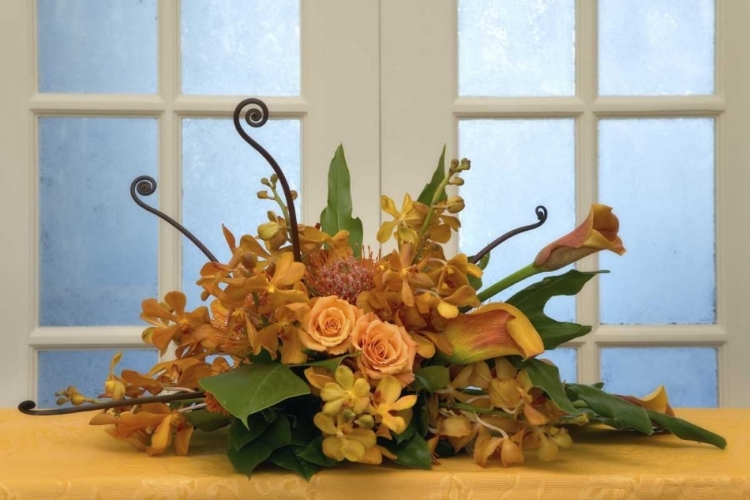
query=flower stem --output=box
[476,263,540,303]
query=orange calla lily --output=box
[533,204,626,271]
[442,303,544,364]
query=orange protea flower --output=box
[204,392,231,417]
[305,249,379,305]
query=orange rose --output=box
[299,296,361,355]
[350,313,418,385]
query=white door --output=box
[380,0,750,407]
[0,0,382,408]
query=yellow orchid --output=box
[377,194,424,245]
[320,365,371,416]
[313,412,378,462]
[368,376,417,435]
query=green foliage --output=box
[382,433,433,470]
[320,145,364,257]
[507,270,606,349]
[268,446,321,481]
[566,384,654,435]
[516,358,578,415]
[182,409,231,432]
[411,366,450,393]
[647,410,726,449]
[394,417,418,445]
[299,353,358,373]
[229,414,273,451]
[227,414,292,475]
[298,437,341,467]
[199,363,310,426]
[417,145,448,206]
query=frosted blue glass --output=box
[39,118,158,326]
[38,349,158,408]
[181,0,300,96]
[459,119,576,322]
[37,0,157,93]
[458,0,575,96]
[181,118,301,306]
[599,0,714,96]
[599,119,715,325]
[601,347,717,407]
[539,348,577,383]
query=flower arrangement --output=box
[33,99,725,480]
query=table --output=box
[0,409,747,499]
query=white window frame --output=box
[379,0,750,407]
[0,0,382,407]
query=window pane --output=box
[601,347,718,407]
[540,348,577,383]
[181,118,301,306]
[39,117,158,326]
[181,0,300,96]
[459,119,576,322]
[38,349,158,408]
[458,0,575,96]
[599,119,715,325]
[37,0,157,94]
[599,0,714,96]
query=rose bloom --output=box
[299,296,362,355]
[350,313,418,385]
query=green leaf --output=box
[394,416,417,444]
[411,366,450,393]
[269,446,321,481]
[229,414,273,451]
[567,384,654,435]
[199,363,310,425]
[476,252,491,270]
[647,410,727,449]
[226,414,292,476]
[417,145,448,206]
[297,437,342,467]
[507,270,606,349]
[319,145,364,257]
[182,409,232,432]
[518,358,578,415]
[382,433,432,470]
[417,394,430,437]
[434,438,458,458]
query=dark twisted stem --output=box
[131,176,218,263]
[18,391,205,416]
[233,98,301,262]
[469,206,548,264]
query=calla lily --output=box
[533,204,626,271]
[442,303,544,364]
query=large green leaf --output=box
[411,366,450,393]
[382,433,432,470]
[320,145,364,257]
[507,270,606,349]
[269,446,321,481]
[647,410,726,449]
[417,145,448,206]
[518,358,578,415]
[199,363,310,425]
[182,409,232,432]
[228,413,273,451]
[226,414,292,476]
[567,384,654,435]
[298,353,357,373]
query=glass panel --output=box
[39,117,158,326]
[599,0,715,96]
[458,0,575,97]
[181,118,301,306]
[459,119,576,322]
[600,347,718,407]
[38,349,158,408]
[37,0,157,94]
[599,119,715,325]
[540,348,577,383]
[181,0,300,96]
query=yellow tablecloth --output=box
[0,409,747,499]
